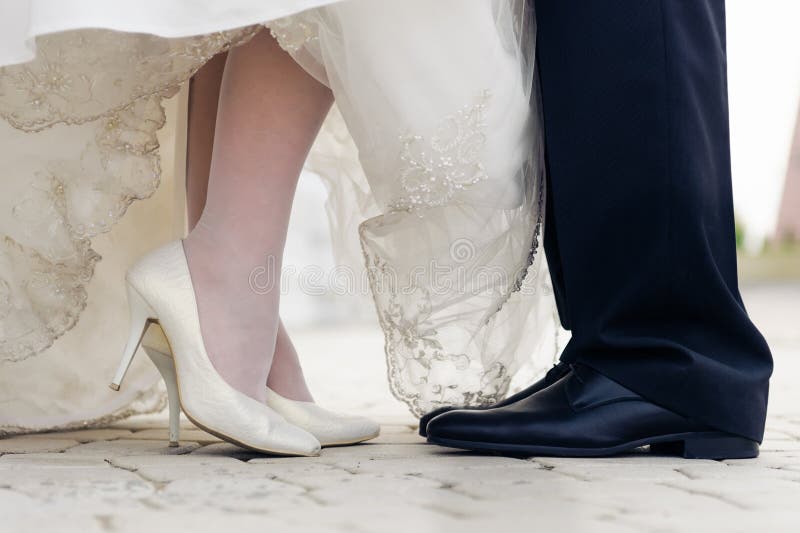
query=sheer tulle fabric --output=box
[0,0,558,433]
[273,1,559,414]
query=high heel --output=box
[141,325,181,447]
[265,388,380,447]
[112,314,180,446]
[109,240,321,456]
[139,324,381,447]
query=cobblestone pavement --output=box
[1,284,799,533]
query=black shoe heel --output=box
[652,433,759,460]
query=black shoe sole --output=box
[427,431,759,460]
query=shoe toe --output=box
[426,409,496,443]
[312,412,380,446]
[359,417,381,439]
[418,406,456,437]
[358,418,381,442]
[270,422,322,456]
[336,415,381,443]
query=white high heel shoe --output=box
[140,319,381,448]
[265,388,380,447]
[109,240,321,456]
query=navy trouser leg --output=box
[534,0,772,442]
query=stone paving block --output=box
[0,452,108,468]
[309,477,480,515]
[392,463,573,501]
[0,487,37,512]
[0,453,143,484]
[761,438,800,452]
[680,462,800,481]
[297,478,653,533]
[84,477,793,533]
[725,450,800,470]
[108,504,457,533]
[249,451,553,500]
[435,460,564,480]
[108,452,241,468]
[4,508,273,533]
[534,453,722,469]
[83,478,762,533]
[539,463,691,482]
[25,428,134,443]
[414,490,638,532]
[64,438,199,457]
[319,442,450,460]
[190,442,266,460]
[109,454,244,479]
[288,463,443,493]
[763,428,800,441]
[556,478,742,524]
[248,442,457,474]
[611,508,800,533]
[661,477,800,512]
[369,424,425,445]
[154,476,310,512]
[765,418,800,439]
[0,453,154,506]
[0,435,81,454]
[533,454,735,483]
[1,467,150,496]
[245,458,355,478]
[320,454,544,480]
[126,428,222,445]
[104,453,290,485]
[108,412,196,431]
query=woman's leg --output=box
[185,51,227,228]
[183,29,331,402]
[185,46,316,403]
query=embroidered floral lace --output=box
[0,0,559,432]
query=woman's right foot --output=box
[183,222,281,403]
[110,241,321,456]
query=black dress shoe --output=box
[426,364,759,459]
[418,361,571,437]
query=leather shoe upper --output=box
[426,364,710,448]
[418,361,571,430]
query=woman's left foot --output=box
[266,321,315,402]
[265,321,380,446]
[265,387,380,447]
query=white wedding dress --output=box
[0,0,560,434]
